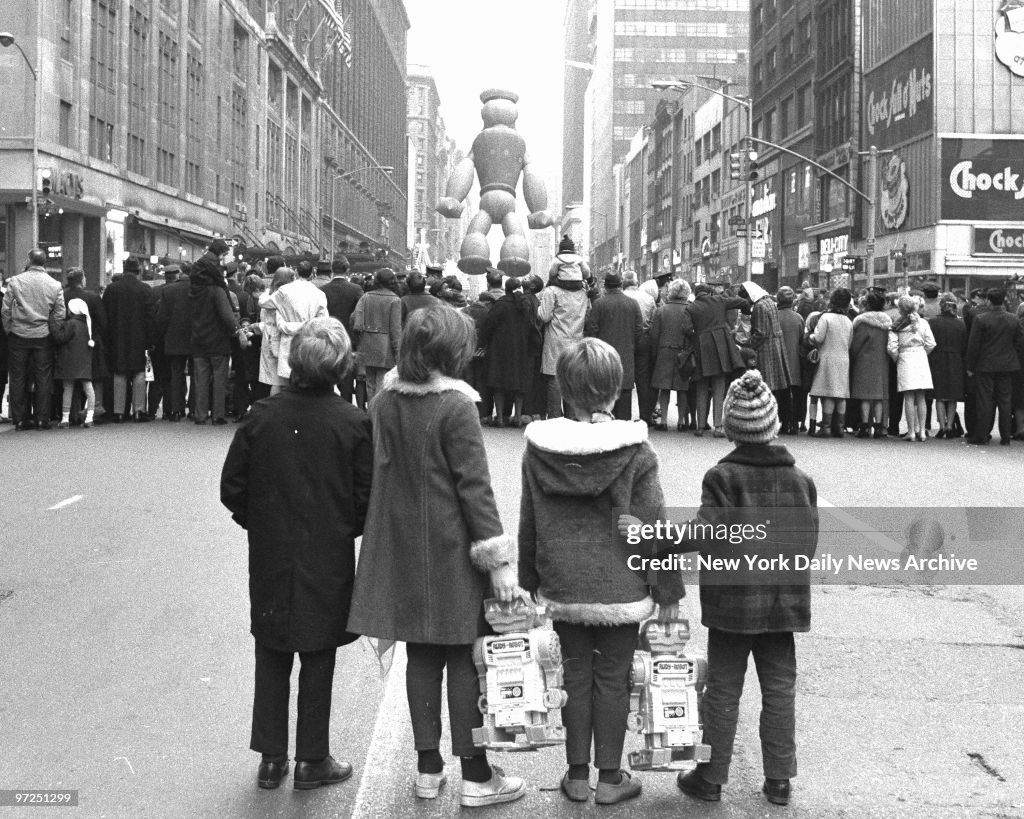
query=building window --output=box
[127,3,148,175]
[156,32,179,186]
[61,0,73,60]
[89,116,114,162]
[128,135,146,176]
[59,100,73,147]
[89,0,117,91]
[185,51,203,195]
[232,23,247,78]
[188,0,202,31]
[779,97,791,138]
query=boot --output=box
[814,413,832,437]
[807,419,817,437]
[874,423,888,438]
[856,423,871,439]
[832,412,845,438]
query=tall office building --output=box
[0,0,408,283]
[562,0,750,275]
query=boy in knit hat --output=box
[670,369,818,808]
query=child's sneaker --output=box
[595,770,641,805]
[460,765,526,807]
[415,771,447,799]
[57,421,70,429]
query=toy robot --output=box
[471,597,567,751]
[627,619,712,771]
[436,89,553,276]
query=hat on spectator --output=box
[723,369,780,444]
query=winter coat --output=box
[156,279,192,357]
[49,314,93,381]
[347,372,515,645]
[676,444,818,634]
[649,299,694,391]
[537,284,590,375]
[584,289,643,386]
[966,306,1024,374]
[748,296,791,391]
[687,294,746,379]
[887,315,936,392]
[64,284,108,378]
[928,313,967,401]
[810,311,853,398]
[849,311,892,401]
[255,292,287,387]
[777,306,804,388]
[2,267,65,339]
[220,388,373,652]
[478,293,537,392]
[519,417,684,625]
[102,274,156,373]
[190,271,237,357]
[350,288,400,370]
[273,279,329,379]
[322,277,364,335]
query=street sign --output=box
[752,239,767,259]
[728,215,745,226]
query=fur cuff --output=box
[538,592,654,626]
[470,534,516,572]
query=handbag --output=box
[675,346,697,380]
[807,347,820,364]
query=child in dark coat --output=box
[221,317,373,792]
[671,369,818,807]
[49,298,96,427]
[519,338,684,806]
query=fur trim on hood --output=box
[852,310,893,331]
[524,417,648,455]
[379,367,481,402]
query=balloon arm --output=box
[522,160,551,227]
[445,153,476,202]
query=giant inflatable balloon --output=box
[436,89,553,275]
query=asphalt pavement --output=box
[1,414,1022,818]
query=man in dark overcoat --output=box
[156,262,193,421]
[584,272,643,419]
[102,257,156,422]
[966,288,1024,445]
[321,257,363,403]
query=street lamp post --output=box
[1,32,40,249]
[326,164,394,260]
[653,78,753,281]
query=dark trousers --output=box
[192,355,228,421]
[8,335,54,425]
[555,621,637,770]
[251,643,336,761]
[546,374,564,418]
[406,642,484,758]
[975,371,1014,442]
[166,355,189,416]
[612,388,633,421]
[702,629,797,785]
[965,377,977,437]
[887,360,903,434]
[635,332,654,424]
[775,388,793,431]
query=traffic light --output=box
[747,149,759,182]
[729,152,742,180]
[39,168,52,196]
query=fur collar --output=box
[852,310,892,330]
[379,367,480,402]
[524,417,648,455]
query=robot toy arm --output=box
[437,152,476,219]
[522,153,553,230]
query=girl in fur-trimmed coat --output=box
[519,338,684,807]
[346,305,525,809]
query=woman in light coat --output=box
[538,267,591,418]
[250,268,294,395]
[809,288,854,437]
[887,295,936,442]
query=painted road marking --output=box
[351,643,409,819]
[47,495,84,511]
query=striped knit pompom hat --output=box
[723,369,780,444]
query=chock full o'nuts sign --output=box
[942,137,1024,222]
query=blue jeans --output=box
[701,629,797,784]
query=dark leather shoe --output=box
[213,417,228,426]
[677,767,721,802]
[293,756,352,790]
[134,412,152,423]
[257,759,290,790]
[763,778,791,805]
[167,412,183,422]
[964,436,989,446]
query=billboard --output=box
[863,35,934,149]
[941,137,1024,222]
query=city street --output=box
[1,419,1023,818]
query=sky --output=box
[404,0,567,207]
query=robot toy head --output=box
[479,88,519,128]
